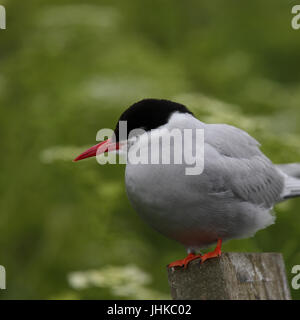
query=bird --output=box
[74,98,300,268]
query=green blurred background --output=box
[1,0,300,299]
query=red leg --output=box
[168,253,202,269]
[200,239,222,264]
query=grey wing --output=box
[204,124,284,208]
[205,123,261,158]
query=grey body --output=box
[125,113,300,252]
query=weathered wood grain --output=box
[167,252,291,300]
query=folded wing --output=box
[204,124,284,208]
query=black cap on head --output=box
[114,99,193,141]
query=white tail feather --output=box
[282,176,300,199]
[276,163,300,179]
[277,163,300,200]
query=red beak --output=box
[73,139,119,162]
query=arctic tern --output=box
[74,99,300,268]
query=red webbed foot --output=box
[200,239,222,264]
[168,253,202,269]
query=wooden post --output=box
[167,252,291,300]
